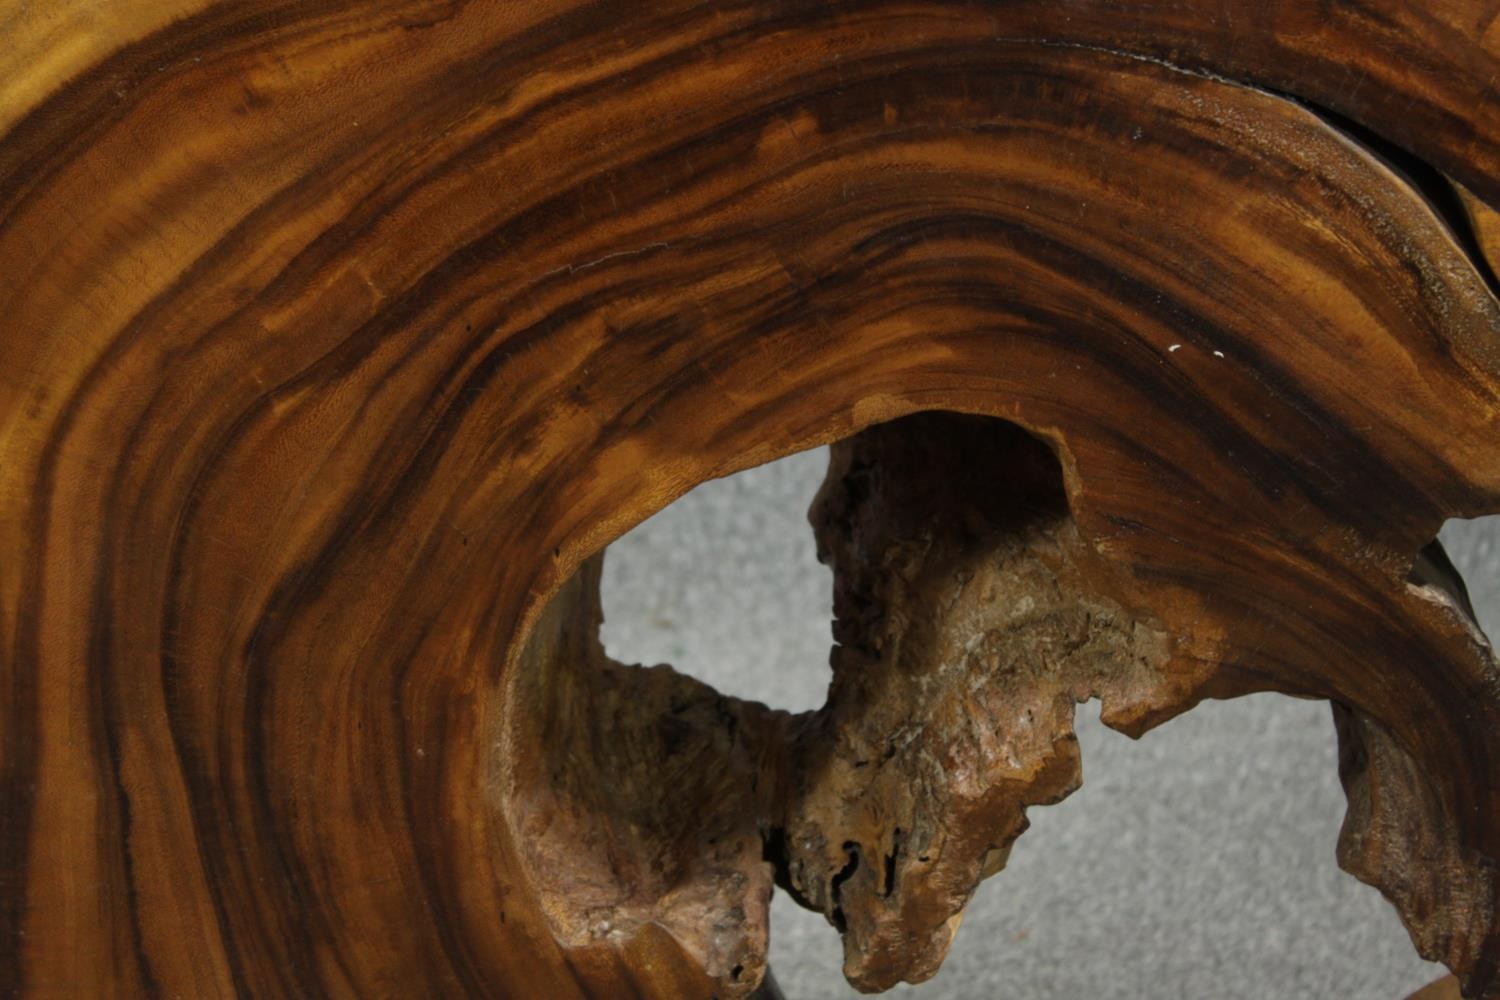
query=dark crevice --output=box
[1015,39,1500,298]
[1409,538,1478,625]
[761,825,819,915]
[1279,95,1500,301]
[882,829,903,898]
[761,826,788,869]
[828,843,861,934]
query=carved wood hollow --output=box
[506,413,1499,998]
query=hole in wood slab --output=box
[504,409,1500,998]
[599,448,834,714]
[1290,100,1500,301]
[504,410,1202,996]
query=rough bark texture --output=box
[3,1,1500,998]
[778,416,1174,991]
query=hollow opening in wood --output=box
[1430,517,1500,640]
[502,410,1183,996]
[598,448,834,715]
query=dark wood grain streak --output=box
[2,2,1499,998]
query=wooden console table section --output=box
[3,2,1499,997]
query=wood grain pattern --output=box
[2,1,1499,997]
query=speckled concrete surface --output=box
[599,446,1496,1000]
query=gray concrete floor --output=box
[599,446,1498,1000]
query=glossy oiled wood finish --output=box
[2,1,1499,997]
[1414,977,1468,1000]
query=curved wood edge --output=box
[1413,975,1465,1000]
[4,0,1500,211]
[1458,182,1500,281]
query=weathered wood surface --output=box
[2,1,1499,997]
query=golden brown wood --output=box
[1413,976,1467,1000]
[3,1,1500,997]
[1459,183,1500,280]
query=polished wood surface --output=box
[1413,977,1467,1000]
[2,1,1499,997]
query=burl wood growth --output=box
[2,1,1500,998]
